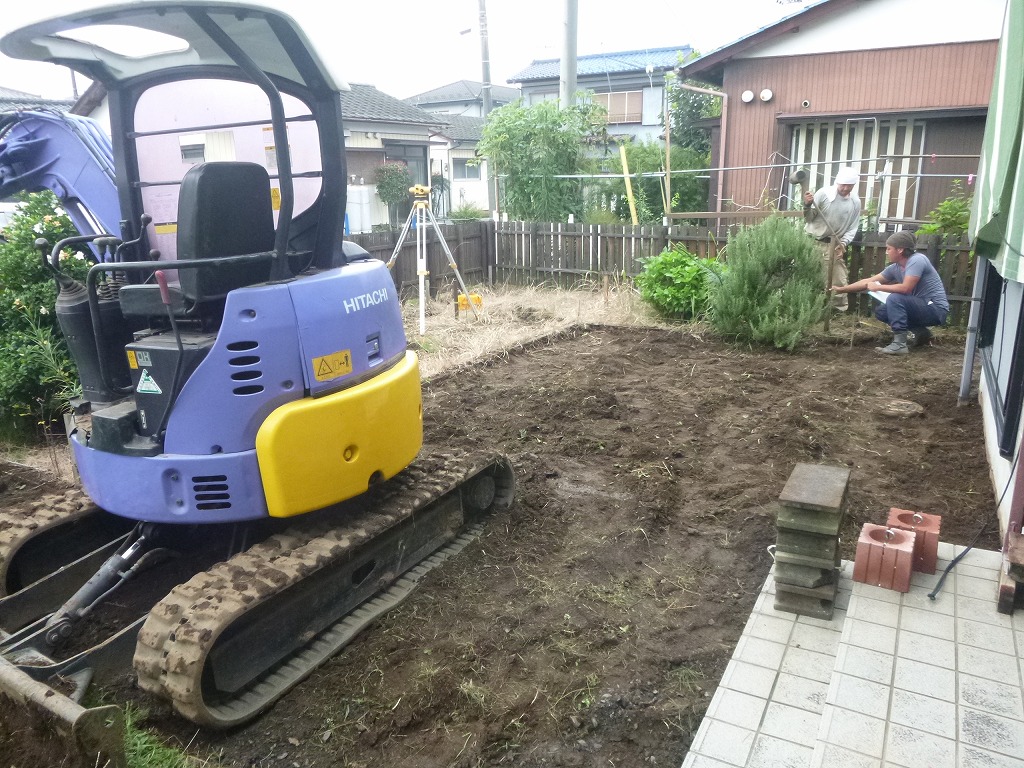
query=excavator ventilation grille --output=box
[191,474,232,510]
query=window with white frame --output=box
[453,159,480,180]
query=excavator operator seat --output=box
[176,161,275,302]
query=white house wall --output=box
[745,0,1005,59]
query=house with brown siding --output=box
[678,0,1004,230]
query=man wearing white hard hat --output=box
[803,166,862,311]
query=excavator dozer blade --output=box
[0,656,125,768]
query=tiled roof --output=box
[509,46,691,83]
[341,83,443,125]
[405,80,520,107]
[0,85,76,113]
[434,115,486,143]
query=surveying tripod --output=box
[386,184,479,335]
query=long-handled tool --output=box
[790,168,844,333]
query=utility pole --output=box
[558,0,578,108]
[478,0,492,116]
[478,0,496,212]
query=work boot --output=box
[908,327,932,348]
[875,332,909,355]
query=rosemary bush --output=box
[711,215,824,350]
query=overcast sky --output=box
[0,0,805,101]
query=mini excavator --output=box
[0,3,513,765]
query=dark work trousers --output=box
[874,294,948,332]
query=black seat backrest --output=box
[176,161,275,302]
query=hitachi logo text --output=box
[343,288,388,314]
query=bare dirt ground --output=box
[0,286,999,768]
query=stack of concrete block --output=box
[773,463,851,620]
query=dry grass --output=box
[403,279,667,380]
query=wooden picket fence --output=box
[350,218,975,327]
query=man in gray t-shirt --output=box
[832,230,949,355]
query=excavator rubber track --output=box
[133,449,514,728]
[0,488,93,595]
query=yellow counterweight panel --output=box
[256,351,422,518]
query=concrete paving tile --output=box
[937,541,957,560]
[706,687,768,731]
[688,718,755,766]
[827,672,890,719]
[795,609,846,632]
[957,561,1001,583]
[884,723,956,768]
[842,617,897,654]
[720,659,778,699]
[902,586,956,614]
[853,581,904,604]
[771,671,828,714]
[957,594,1015,630]
[734,635,787,670]
[681,752,738,768]
[958,742,1024,767]
[780,646,835,684]
[811,743,880,768]
[895,628,956,668]
[839,644,895,686]
[889,687,956,737]
[898,604,956,640]
[788,622,841,655]
[959,673,1024,721]
[745,612,796,644]
[958,617,1015,655]
[746,733,812,768]
[909,569,945,590]
[959,645,1020,683]
[820,707,886,758]
[960,547,1004,570]
[847,593,901,625]
[759,701,819,748]
[958,573,1001,601]
[893,657,956,702]
[960,707,1024,758]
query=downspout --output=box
[959,255,988,404]
[677,83,727,216]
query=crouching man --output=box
[832,230,949,355]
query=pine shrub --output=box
[710,215,825,350]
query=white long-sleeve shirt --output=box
[804,186,861,245]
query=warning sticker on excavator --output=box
[137,369,163,394]
[127,350,138,370]
[312,350,353,382]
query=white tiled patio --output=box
[682,543,1024,768]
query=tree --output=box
[666,71,721,160]
[599,140,709,223]
[374,162,414,226]
[477,99,607,222]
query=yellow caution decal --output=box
[312,349,353,382]
[256,351,422,518]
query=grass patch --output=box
[125,706,208,768]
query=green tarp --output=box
[971,0,1024,280]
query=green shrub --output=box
[449,202,489,220]
[635,244,723,319]
[0,192,86,436]
[710,215,825,350]
[916,179,972,237]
